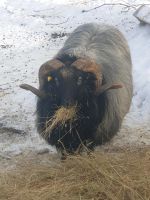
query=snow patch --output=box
[0,0,150,155]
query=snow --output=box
[0,0,150,156]
[134,5,150,24]
[129,25,150,123]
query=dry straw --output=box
[0,148,150,200]
[42,105,78,139]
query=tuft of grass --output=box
[42,106,78,139]
[0,148,150,200]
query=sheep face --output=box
[43,66,97,106]
[37,63,101,153]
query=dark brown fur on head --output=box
[71,58,103,94]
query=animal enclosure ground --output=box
[0,0,150,199]
[0,148,150,200]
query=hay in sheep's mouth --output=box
[41,105,78,139]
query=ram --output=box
[20,23,133,157]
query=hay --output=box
[0,148,150,200]
[42,106,78,139]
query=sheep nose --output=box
[61,97,75,107]
[62,100,72,107]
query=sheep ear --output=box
[97,84,123,95]
[20,84,46,98]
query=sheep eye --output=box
[55,77,59,86]
[77,76,82,86]
[47,76,53,82]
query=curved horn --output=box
[20,84,46,98]
[71,58,102,94]
[97,83,123,95]
[39,59,65,87]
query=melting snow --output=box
[0,0,150,156]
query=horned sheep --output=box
[20,23,133,156]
